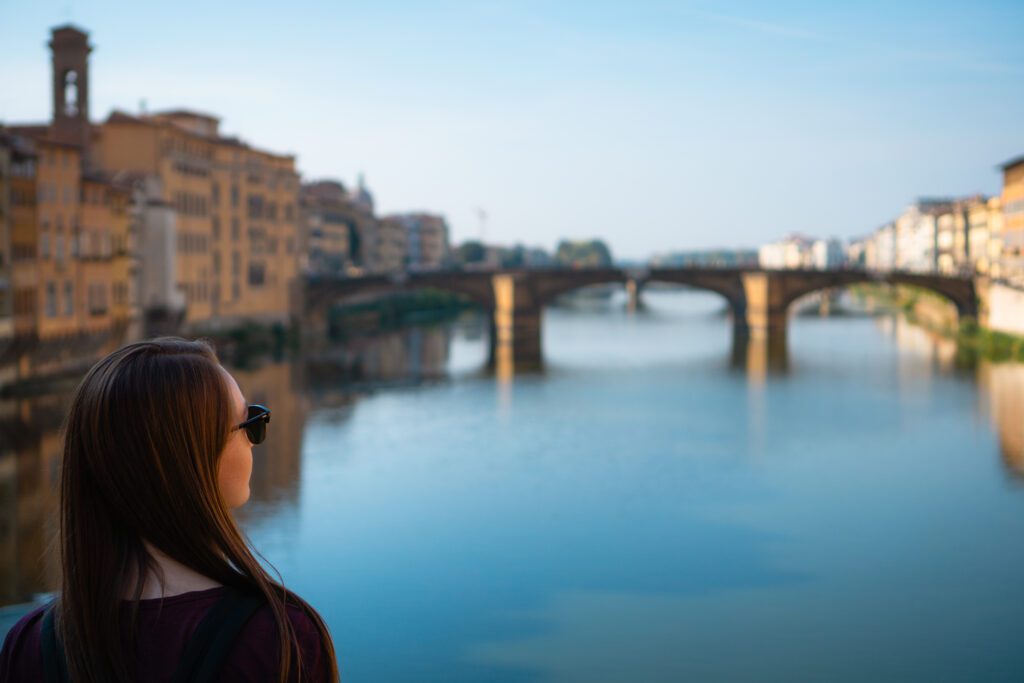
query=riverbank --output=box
[852,284,1024,363]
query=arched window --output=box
[64,70,79,116]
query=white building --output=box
[811,238,845,270]
[758,234,814,269]
[894,199,952,273]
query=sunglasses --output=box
[234,404,271,445]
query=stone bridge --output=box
[301,268,978,370]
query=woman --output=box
[0,338,339,681]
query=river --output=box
[2,290,1023,681]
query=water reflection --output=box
[0,396,64,605]
[1,296,1024,680]
[979,363,1024,477]
[729,329,789,380]
[0,323,459,606]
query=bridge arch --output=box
[770,270,978,321]
[644,268,748,323]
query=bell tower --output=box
[49,25,92,148]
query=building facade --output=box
[386,212,449,271]
[93,109,301,328]
[299,179,381,277]
[1001,157,1024,284]
[375,216,409,274]
[758,234,814,270]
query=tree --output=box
[456,240,486,265]
[555,239,613,268]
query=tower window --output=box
[64,70,79,117]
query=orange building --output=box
[0,26,139,381]
[92,108,300,329]
[10,24,300,341]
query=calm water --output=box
[2,291,1024,681]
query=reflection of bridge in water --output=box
[304,267,979,372]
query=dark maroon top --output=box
[0,587,331,681]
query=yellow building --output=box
[966,196,1001,276]
[1000,156,1024,282]
[79,173,133,335]
[987,197,1005,280]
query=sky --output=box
[1,0,1023,260]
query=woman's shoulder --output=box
[0,604,47,679]
[220,598,329,681]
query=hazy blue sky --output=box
[2,1,1022,259]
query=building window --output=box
[231,218,240,240]
[56,235,65,264]
[40,234,50,259]
[212,182,220,204]
[247,194,263,220]
[232,280,240,301]
[64,281,74,316]
[46,282,57,317]
[231,185,239,208]
[248,263,265,287]
[213,251,221,274]
[232,251,240,276]
[212,217,221,240]
[14,288,36,316]
[88,283,108,315]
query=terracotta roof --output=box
[1000,155,1024,171]
[153,109,220,122]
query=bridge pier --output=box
[739,271,788,343]
[489,273,543,372]
[626,278,644,312]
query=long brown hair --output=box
[56,337,338,682]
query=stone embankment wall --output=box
[985,282,1024,337]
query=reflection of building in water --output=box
[0,396,66,605]
[336,326,451,384]
[978,363,1024,477]
[880,316,958,371]
[231,362,307,508]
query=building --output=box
[79,171,134,335]
[758,234,814,269]
[93,109,301,328]
[300,181,352,276]
[810,238,845,270]
[964,196,999,276]
[10,25,303,334]
[894,198,952,273]
[385,213,449,271]
[1000,156,1024,284]
[0,133,13,354]
[865,222,897,272]
[985,197,1005,280]
[375,216,409,274]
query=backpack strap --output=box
[40,605,71,683]
[172,588,266,683]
